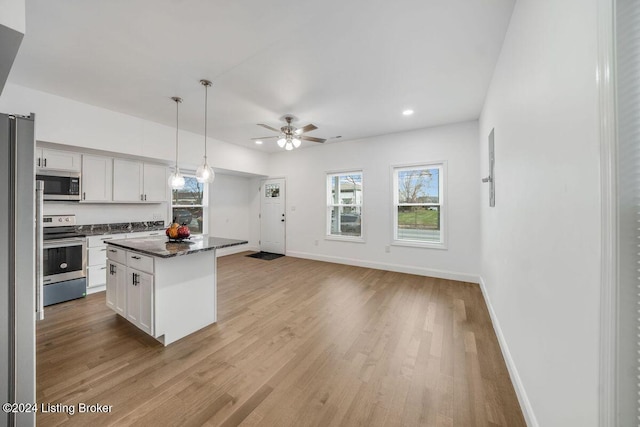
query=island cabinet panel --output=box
[106,260,126,316]
[125,267,154,335]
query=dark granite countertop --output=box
[106,235,248,258]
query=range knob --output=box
[58,218,63,222]
[65,218,70,222]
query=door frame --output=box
[260,177,287,254]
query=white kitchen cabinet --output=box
[113,158,143,202]
[36,148,81,172]
[81,154,113,202]
[106,260,126,316]
[126,230,164,239]
[86,234,119,290]
[113,159,168,203]
[126,268,154,335]
[142,163,167,202]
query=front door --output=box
[260,178,286,254]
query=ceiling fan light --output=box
[285,141,293,151]
[277,138,286,148]
[196,159,215,183]
[292,138,301,148]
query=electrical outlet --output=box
[385,245,391,253]
[152,213,163,220]
[291,205,296,211]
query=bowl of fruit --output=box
[166,218,191,242]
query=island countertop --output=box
[106,235,248,258]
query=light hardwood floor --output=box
[36,253,525,426]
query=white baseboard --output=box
[478,276,538,427]
[216,244,258,258]
[286,250,480,283]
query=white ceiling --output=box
[9,0,515,152]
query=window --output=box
[326,171,363,239]
[393,163,444,247]
[171,175,208,235]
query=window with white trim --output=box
[171,175,208,235]
[326,171,363,239]
[393,163,444,247]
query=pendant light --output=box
[168,96,185,190]
[196,79,215,183]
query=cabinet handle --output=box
[37,158,41,167]
[131,255,141,260]
[140,194,144,201]
[144,194,147,201]
[109,249,117,253]
[100,248,106,252]
[83,192,86,200]
[44,158,47,167]
[100,266,107,270]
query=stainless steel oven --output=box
[42,215,87,306]
[43,237,86,284]
[36,171,81,201]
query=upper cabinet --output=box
[113,159,168,203]
[36,148,81,172]
[113,159,143,202]
[82,154,113,202]
[142,163,167,202]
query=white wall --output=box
[0,0,25,33]
[479,0,600,425]
[0,83,270,176]
[43,202,167,226]
[209,173,259,255]
[268,121,480,282]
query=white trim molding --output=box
[286,250,479,283]
[596,0,618,425]
[478,277,539,427]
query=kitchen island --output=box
[105,235,247,345]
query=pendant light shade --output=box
[168,96,185,190]
[277,138,286,148]
[292,138,301,148]
[196,79,215,184]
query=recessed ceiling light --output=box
[255,140,263,145]
[402,109,414,116]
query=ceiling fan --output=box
[252,114,326,150]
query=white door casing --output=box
[260,178,286,254]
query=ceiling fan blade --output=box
[251,136,278,140]
[298,124,318,134]
[301,135,326,143]
[257,123,281,133]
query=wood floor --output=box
[36,253,525,426]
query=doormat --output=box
[246,251,285,261]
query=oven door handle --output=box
[43,238,86,249]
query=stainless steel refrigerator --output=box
[0,113,36,426]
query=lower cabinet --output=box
[126,267,154,335]
[106,260,126,316]
[106,249,154,336]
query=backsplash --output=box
[43,201,169,225]
[77,221,165,236]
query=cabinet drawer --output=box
[127,252,153,274]
[87,235,119,248]
[106,246,127,264]
[88,246,107,266]
[87,264,107,288]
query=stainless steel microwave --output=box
[35,172,81,201]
